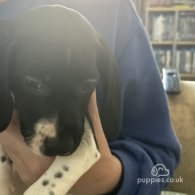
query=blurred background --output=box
[132,1,195,195]
[133,0,195,80]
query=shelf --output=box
[181,73,195,81]
[151,41,173,45]
[151,41,195,45]
[146,7,195,12]
[146,4,195,81]
[176,42,195,46]
[146,7,176,12]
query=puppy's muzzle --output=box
[28,116,81,156]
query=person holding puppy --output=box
[0,0,180,194]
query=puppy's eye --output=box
[25,76,43,90]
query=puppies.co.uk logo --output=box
[137,164,183,185]
[151,164,170,177]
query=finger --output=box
[11,111,20,126]
[87,90,99,117]
[6,111,20,133]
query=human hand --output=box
[69,91,122,194]
[0,111,22,143]
[87,90,111,156]
[0,111,55,186]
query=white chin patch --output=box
[30,116,57,155]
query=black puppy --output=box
[0,6,121,156]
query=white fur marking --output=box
[30,116,57,155]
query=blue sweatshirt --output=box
[0,0,181,194]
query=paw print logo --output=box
[151,164,170,177]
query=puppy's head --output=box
[1,6,100,156]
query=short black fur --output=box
[0,6,121,156]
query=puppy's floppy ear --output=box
[95,34,121,141]
[0,21,13,131]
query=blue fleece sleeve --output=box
[0,0,180,194]
[108,1,181,194]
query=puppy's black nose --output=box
[41,137,74,156]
